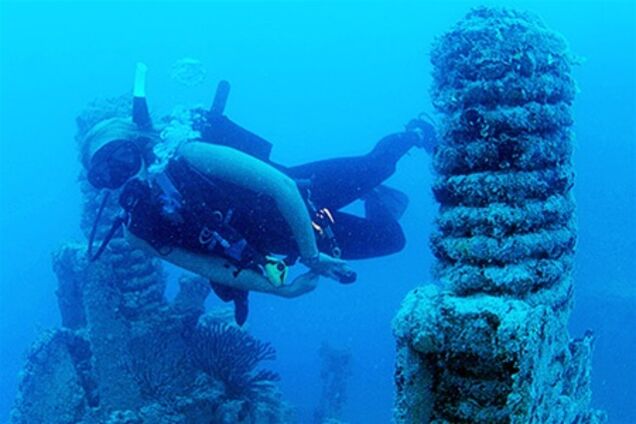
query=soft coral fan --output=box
[189,321,280,400]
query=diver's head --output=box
[82,117,153,190]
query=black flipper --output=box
[364,184,410,221]
[133,96,152,130]
[210,281,250,326]
[199,115,273,161]
[233,290,249,326]
[193,80,273,161]
[405,113,438,154]
[210,80,231,117]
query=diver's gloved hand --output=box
[301,253,356,284]
[405,113,438,154]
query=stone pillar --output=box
[393,8,605,423]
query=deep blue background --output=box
[1,1,634,423]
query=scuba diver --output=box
[85,63,437,325]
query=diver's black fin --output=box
[209,281,249,326]
[132,63,153,129]
[210,80,230,117]
[133,96,152,129]
[405,113,437,154]
[210,281,238,302]
[364,184,410,221]
[233,291,249,326]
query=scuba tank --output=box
[86,70,287,279]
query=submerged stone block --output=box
[11,330,87,424]
[394,286,595,423]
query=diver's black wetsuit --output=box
[196,130,414,260]
[122,117,418,325]
[125,115,416,262]
[270,132,416,259]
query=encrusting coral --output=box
[313,343,353,424]
[393,7,606,424]
[11,97,291,424]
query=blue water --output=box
[0,1,634,423]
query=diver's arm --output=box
[125,230,317,298]
[165,248,318,298]
[178,141,320,261]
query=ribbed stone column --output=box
[393,8,605,423]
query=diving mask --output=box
[88,139,142,190]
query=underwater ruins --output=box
[393,7,606,423]
[11,6,607,424]
[10,97,292,423]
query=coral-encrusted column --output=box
[393,8,605,423]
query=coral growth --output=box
[393,7,605,424]
[11,99,290,424]
[189,321,280,400]
[313,343,353,424]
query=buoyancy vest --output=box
[88,108,342,271]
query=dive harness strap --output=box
[199,224,287,288]
[302,184,357,284]
[87,191,128,262]
[182,162,288,287]
[303,185,342,259]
